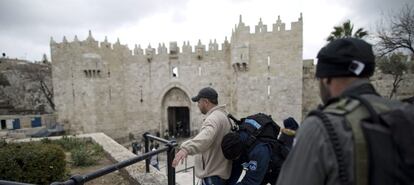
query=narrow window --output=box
[242,63,247,71]
[172,67,178,77]
[267,85,271,97]
[267,56,270,66]
[1,120,6,130]
[267,56,271,71]
[139,85,143,103]
[198,66,202,76]
[109,87,112,101]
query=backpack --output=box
[227,113,290,185]
[309,95,414,185]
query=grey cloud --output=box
[335,0,413,28]
[0,0,189,61]
[0,0,188,30]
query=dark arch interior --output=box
[167,106,190,138]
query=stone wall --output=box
[0,114,56,129]
[51,15,303,140]
[371,68,414,100]
[302,60,320,118]
[230,15,303,122]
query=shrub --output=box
[0,142,67,184]
[0,139,6,147]
[0,137,105,184]
[51,136,86,151]
[45,136,105,167]
[71,142,104,167]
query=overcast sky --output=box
[0,0,412,62]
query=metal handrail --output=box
[50,133,178,185]
[176,166,196,185]
[143,132,177,185]
[0,180,36,185]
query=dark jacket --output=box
[276,79,402,185]
[227,131,272,185]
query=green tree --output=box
[327,20,368,42]
[377,53,408,99]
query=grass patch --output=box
[41,136,104,167]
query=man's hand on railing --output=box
[172,149,188,168]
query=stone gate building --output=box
[51,15,303,141]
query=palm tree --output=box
[327,20,368,42]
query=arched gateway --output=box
[161,87,192,138]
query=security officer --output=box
[223,116,299,185]
[222,130,272,185]
[276,38,400,185]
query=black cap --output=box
[221,132,243,160]
[316,38,375,78]
[283,117,299,130]
[191,87,218,102]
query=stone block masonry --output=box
[51,14,303,140]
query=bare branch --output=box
[377,4,414,56]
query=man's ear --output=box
[326,77,332,85]
[321,78,331,86]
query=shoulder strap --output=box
[343,96,370,185]
[216,110,234,132]
[323,95,392,185]
[319,96,374,185]
[308,110,351,185]
[227,116,236,131]
[346,95,395,185]
[347,95,381,123]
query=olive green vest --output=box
[323,97,392,185]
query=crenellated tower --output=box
[51,14,303,141]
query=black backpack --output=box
[228,113,290,185]
[310,95,414,185]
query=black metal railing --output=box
[176,166,196,185]
[0,180,36,185]
[49,133,178,185]
[143,132,177,185]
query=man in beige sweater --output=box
[172,87,232,185]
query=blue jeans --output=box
[202,176,226,185]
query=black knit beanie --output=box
[316,38,375,78]
[283,117,299,130]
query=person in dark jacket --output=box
[278,117,299,149]
[223,131,272,185]
[223,116,299,185]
